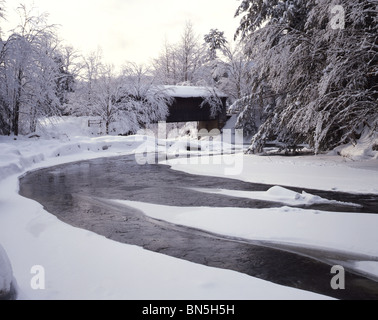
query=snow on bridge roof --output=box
[163,85,228,98]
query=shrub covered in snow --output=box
[335,128,378,161]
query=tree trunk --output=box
[29,105,37,133]
[13,91,21,136]
[13,70,23,136]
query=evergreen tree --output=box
[235,0,378,153]
[53,54,75,114]
[204,29,228,60]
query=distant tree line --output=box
[153,21,252,105]
[0,3,172,136]
[0,3,250,136]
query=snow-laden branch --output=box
[235,0,378,154]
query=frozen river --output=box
[19,155,378,300]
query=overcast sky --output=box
[3,0,241,67]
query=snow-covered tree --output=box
[152,39,176,85]
[234,0,378,153]
[88,62,172,135]
[0,4,63,135]
[153,22,207,86]
[54,46,83,116]
[0,1,7,134]
[121,63,172,127]
[28,34,63,133]
[215,41,253,102]
[53,47,78,114]
[202,29,254,119]
[64,49,103,117]
[204,29,228,61]
[90,64,126,134]
[177,21,205,84]
[82,49,103,109]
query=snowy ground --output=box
[115,200,378,280]
[0,116,377,300]
[163,153,378,195]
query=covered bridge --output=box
[163,86,229,131]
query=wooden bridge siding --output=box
[166,97,228,125]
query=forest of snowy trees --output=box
[0,3,174,136]
[0,0,376,153]
[0,3,248,136]
[234,0,377,153]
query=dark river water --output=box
[19,155,378,300]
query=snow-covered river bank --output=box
[0,130,377,300]
[19,154,378,300]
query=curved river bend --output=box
[19,155,378,300]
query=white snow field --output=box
[0,116,377,300]
[114,200,378,281]
[164,153,378,195]
[186,186,361,207]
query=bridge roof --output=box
[163,85,228,98]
